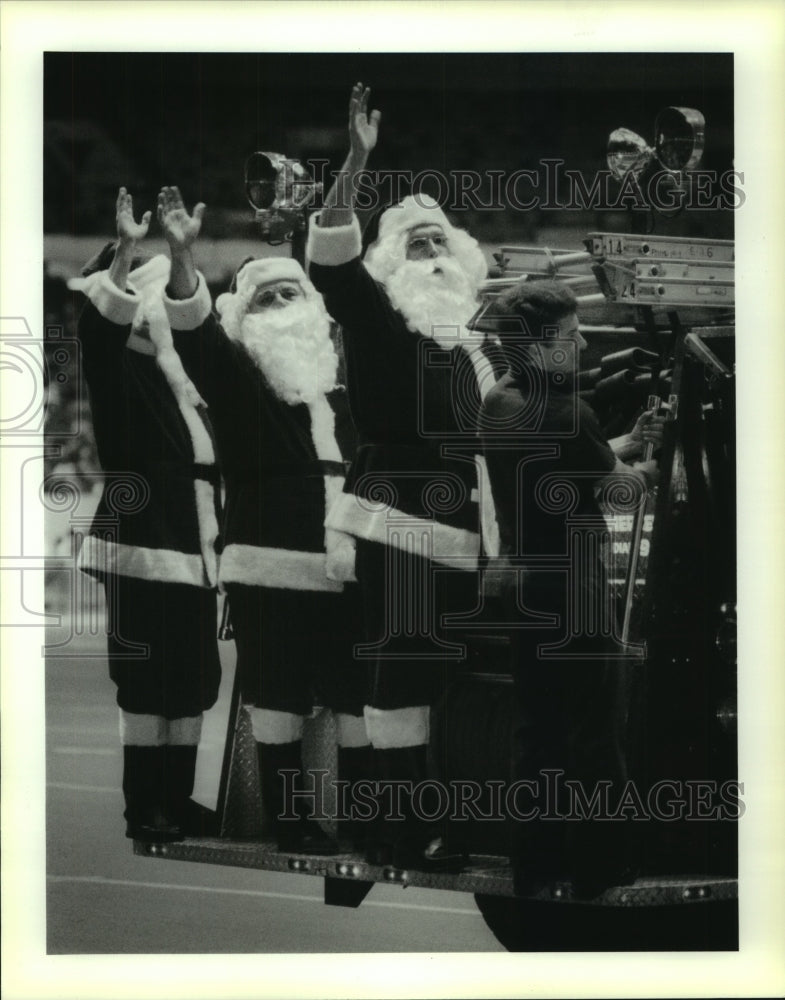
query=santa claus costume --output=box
[165,257,368,854]
[307,195,502,866]
[72,248,222,842]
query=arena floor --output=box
[44,619,502,954]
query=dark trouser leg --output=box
[230,585,338,851]
[256,740,339,855]
[315,577,371,851]
[108,578,221,720]
[357,540,471,869]
[510,619,633,897]
[108,578,220,841]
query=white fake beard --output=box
[384,257,484,350]
[238,297,338,406]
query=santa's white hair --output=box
[363,194,488,294]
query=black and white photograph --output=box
[2,2,784,998]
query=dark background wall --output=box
[44,51,734,240]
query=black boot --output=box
[256,741,339,855]
[367,746,466,872]
[123,745,183,843]
[336,745,373,852]
[164,745,218,837]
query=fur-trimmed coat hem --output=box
[219,543,346,592]
[325,491,481,569]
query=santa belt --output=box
[232,459,349,481]
[146,461,220,485]
[193,463,220,485]
[357,442,437,459]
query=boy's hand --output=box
[631,408,666,452]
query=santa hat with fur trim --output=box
[372,194,451,247]
[363,194,487,291]
[215,256,326,340]
[216,257,310,312]
[232,257,307,295]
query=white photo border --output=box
[2,1,784,998]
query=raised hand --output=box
[157,186,206,250]
[348,82,381,161]
[319,83,381,227]
[116,187,151,243]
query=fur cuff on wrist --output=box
[306,214,362,266]
[163,273,212,330]
[88,272,140,327]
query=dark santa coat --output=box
[307,217,502,567]
[77,274,220,588]
[164,279,357,592]
[165,279,363,717]
[75,274,222,720]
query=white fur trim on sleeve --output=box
[306,214,362,267]
[163,273,212,331]
[88,272,140,327]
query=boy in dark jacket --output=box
[479,279,663,897]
